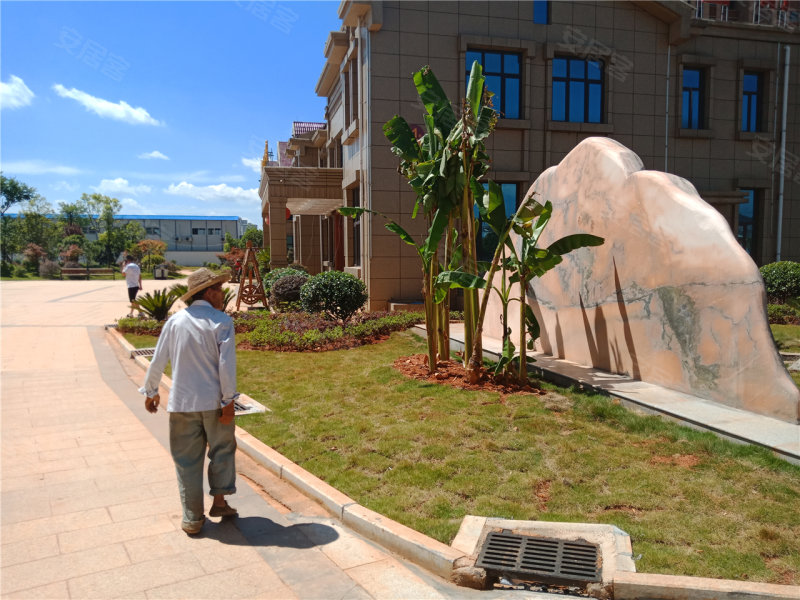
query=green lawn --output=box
[123,328,800,583]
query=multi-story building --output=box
[260,0,800,311]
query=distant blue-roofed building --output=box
[5,213,252,266]
[111,215,251,265]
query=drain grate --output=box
[131,347,156,358]
[476,530,600,586]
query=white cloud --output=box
[118,198,152,214]
[241,157,261,173]
[93,177,151,196]
[138,150,169,160]
[1,160,81,175]
[52,83,163,126]
[53,180,80,193]
[165,181,259,207]
[0,75,35,110]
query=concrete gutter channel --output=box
[108,327,800,600]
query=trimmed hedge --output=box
[760,261,800,304]
[300,270,368,322]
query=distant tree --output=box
[19,196,57,258]
[57,200,89,237]
[1,175,38,264]
[81,193,144,265]
[0,174,36,216]
[223,227,263,252]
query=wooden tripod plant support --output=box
[234,241,267,311]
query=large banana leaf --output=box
[465,60,484,117]
[547,233,605,255]
[384,115,422,163]
[414,66,457,137]
[435,270,487,290]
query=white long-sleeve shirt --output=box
[140,300,239,412]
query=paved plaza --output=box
[1,278,550,599]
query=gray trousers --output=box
[169,410,236,527]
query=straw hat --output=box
[180,268,230,303]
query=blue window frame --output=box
[682,68,704,129]
[466,49,521,119]
[552,57,603,123]
[533,0,549,24]
[742,72,762,132]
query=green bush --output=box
[13,265,27,278]
[767,303,800,325]
[141,254,165,272]
[300,270,368,322]
[38,259,60,279]
[270,274,309,312]
[263,267,306,297]
[1,262,14,277]
[760,261,800,304]
[116,317,163,336]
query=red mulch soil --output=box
[393,353,546,398]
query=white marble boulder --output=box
[482,137,799,424]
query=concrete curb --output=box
[106,327,800,597]
[613,572,800,600]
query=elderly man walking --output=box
[141,268,239,535]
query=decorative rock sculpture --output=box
[483,137,799,424]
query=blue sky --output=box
[0,1,341,227]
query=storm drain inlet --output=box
[476,530,600,586]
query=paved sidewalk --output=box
[0,280,544,599]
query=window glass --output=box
[504,53,520,75]
[568,81,585,121]
[485,52,502,72]
[681,68,703,129]
[533,0,549,24]
[552,81,566,121]
[742,72,762,132]
[505,78,520,119]
[476,183,519,263]
[569,59,585,79]
[552,57,567,78]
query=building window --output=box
[476,183,519,264]
[682,68,705,129]
[351,187,361,267]
[552,57,604,123]
[208,227,222,236]
[145,226,160,236]
[533,0,549,24]
[192,228,206,236]
[465,49,521,119]
[737,189,758,256]
[742,72,763,132]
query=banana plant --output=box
[458,184,605,384]
[383,61,498,372]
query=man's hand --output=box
[219,401,235,425]
[145,394,160,413]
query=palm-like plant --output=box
[134,288,180,321]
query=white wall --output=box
[165,251,225,267]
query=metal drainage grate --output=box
[131,347,156,358]
[476,530,600,586]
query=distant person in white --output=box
[140,268,239,535]
[122,258,142,317]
